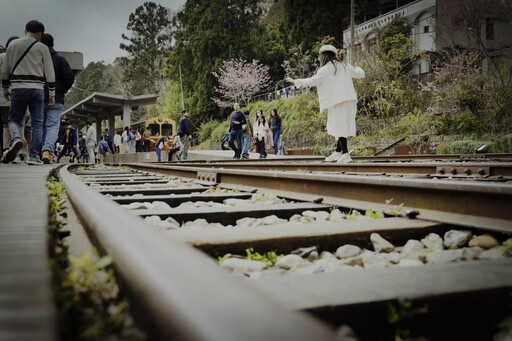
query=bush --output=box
[196,119,220,143]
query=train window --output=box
[161,124,173,137]
[147,124,160,136]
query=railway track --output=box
[57,157,512,340]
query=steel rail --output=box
[165,161,512,177]
[59,164,337,341]
[125,163,512,232]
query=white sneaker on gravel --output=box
[11,156,24,164]
[325,151,342,162]
[337,153,353,164]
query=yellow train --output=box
[116,116,176,151]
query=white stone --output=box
[220,258,271,273]
[370,233,394,253]
[340,256,363,267]
[397,259,424,267]
[443,230,472,249]
[224,198,250,206]
[289,214,302,223]
[402,240,424,256]
[314,258,343,272]
[307,251,319,262]
[382,251,401,264]
[320,251,337,260]
[157,220,179,230]
[152,201,171,209]
[421,233,444,251]
[362,252,391,269]
[462,246,484,260]
[144,215,161,226]
[316,211,330,221]
[468,234,500,249]
[479,248,505,260]
[300,216,315,223]
[302,210,318,219]
[183,218,209,228]
[236,217,257,228]
[426,249,464,265]
[262,215,287,225]
[329,209,345,221]
[275,254,307,269]
[336,245,362,259]
[290,263,320,275]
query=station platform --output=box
[0,163,59,341]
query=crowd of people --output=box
[1,20,362,165]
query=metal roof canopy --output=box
[62,92,159,126]
[61,92,159,142]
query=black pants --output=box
[168,147,180,161]
[257,138,266,157]
[335,137,348,153]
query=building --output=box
[343,0,512,74]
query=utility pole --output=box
[350,0,355,63]
[179,64,185,110]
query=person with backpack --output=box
[97,136,110,163]
[1,20,55,164]
[177,109,191,160]
[241,110,254,159]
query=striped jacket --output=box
[1,36,55,96]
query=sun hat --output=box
[319,44,337,54]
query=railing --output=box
[248,86,313,104]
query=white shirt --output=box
[114,134,121,146]
[294,61,365,112]
[85,126,96,147]
[253,122,268,139]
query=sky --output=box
[0,0,186,66]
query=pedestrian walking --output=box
[0,36,19,156]
[154,136,168,162]
[40,33,74,164]
[241,110,254,159]
[253,115,269,158]
[228,103,246,159]
[134,129,141,152]
[177,109,191,160]
[85,121,96,163]
[269,108,282,156]
[1,20,56,164]
[78,133,87,162]
[167,134,183,161]
[56,121,79,163]
[286,44,365,163]
[97,136,110,163]
[278,136,286,155]
[113,131,121,154]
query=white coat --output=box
[293,61,365,112]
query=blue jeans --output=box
[9,89,44,157]
[155,146,161,162]
[241,134,250,157]
[228,130,242,157]
[42,102,63,157]
[272,129,281,155]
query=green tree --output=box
[120,1,172,95]
[168,0,263,125]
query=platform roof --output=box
[62,92,160,125]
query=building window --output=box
[424,26,430,33]
[486,18,494,40]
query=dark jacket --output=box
[44,47,74,104]
[177,116,191,136]
[155,137,168,149]
[229,111,247,131]
[61,127,77,145]
[269,116,282,131]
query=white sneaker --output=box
[337,153,353,164]
[11,156,23,164]
[325,151,342,162]
[27,156,43,165]
[1,139,24,163]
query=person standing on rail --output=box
[286,44,365,164]
[228,103,247,160]
[177,109,191,160]
[1,20,55,165]
[40,33,74,164]
[85,120,96,163]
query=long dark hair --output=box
[319,51,343,75]
[270,108,281,125]
[257,115,266,126]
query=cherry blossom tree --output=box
[211,59,271,107]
